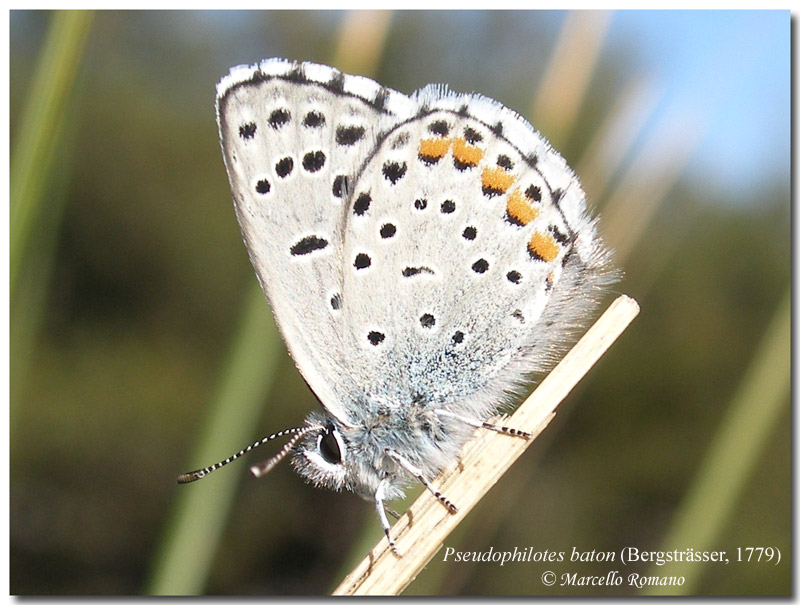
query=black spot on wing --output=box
[303,111,325,128]
[549,225,571,245]
[354,253,371,269]
[506,270,522,284]
[336,125,365,146]
[268,109,291,129]
[332,175,348,198]
[383,161,407,184]
[463,126,482,144]
[496,154,514,170]
[471,259,489,273]
[290,236,328,256]
[302,150,326,173]
[440,200,456,214]
[402,266,435,277]
[353,193,371,216]
[239,122,257,139]
[276,157,294,178]
[429,120,449,136]
[525,185,542,202]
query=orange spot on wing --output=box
[481,166,515,193]
[419,137,451,159]
[528,232,560,263]
[506,188,539,226]
[452,137,484,166]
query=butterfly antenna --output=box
[177,426,314,484]
[250,425,318,478]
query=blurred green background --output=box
[10,10,789,596]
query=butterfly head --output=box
[291,411,396,500]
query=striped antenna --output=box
[177,425,317,484]
[250,426,317,478]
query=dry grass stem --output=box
[576,75,661,201]
[531,11,611,142]
[332,294,640,596]
[331,10,392,76]
[601,110,705,263]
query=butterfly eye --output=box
[318,429,342,465]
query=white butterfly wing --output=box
[216,60,417,425]
[338,88,615,420]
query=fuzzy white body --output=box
[215,59,615,514]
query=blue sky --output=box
[608,10,789,200]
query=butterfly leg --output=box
[385,449,458,514]
[375,480,400,557]
[434,409,532,439]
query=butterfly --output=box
[178,59,615,555]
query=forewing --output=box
[216,59,417,424]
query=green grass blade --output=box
[10,124,74,412]
[642,290,790,594]
[10,10,93,299]
[146,284,283,595]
